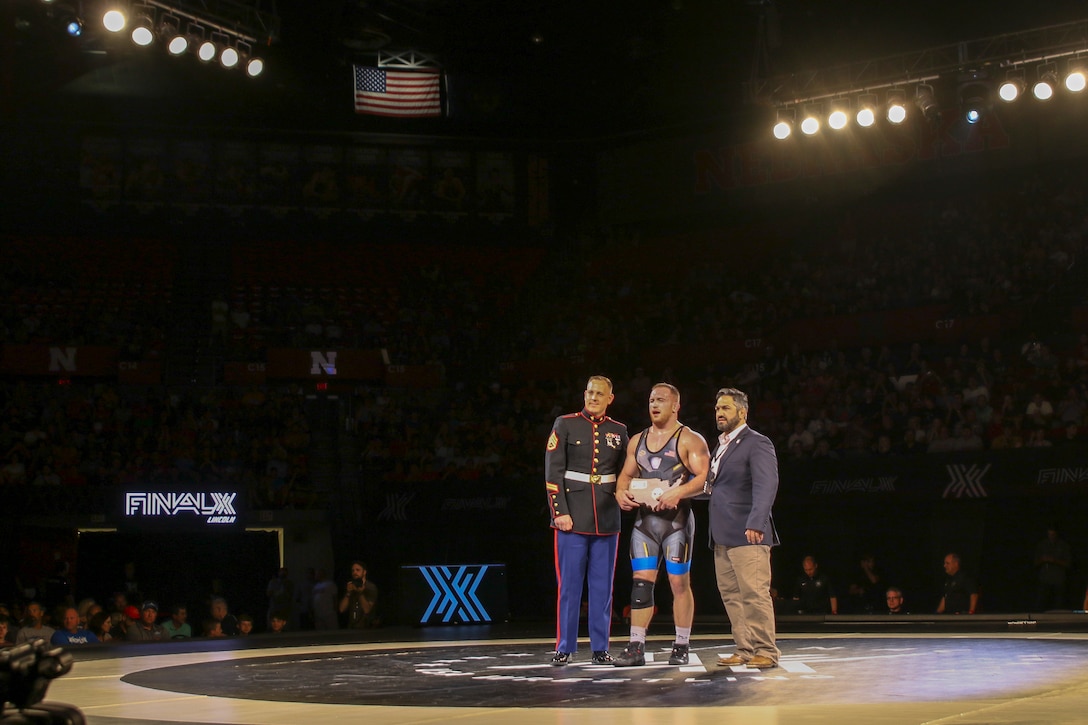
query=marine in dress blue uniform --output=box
[545,376,628,665]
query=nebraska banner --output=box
[0,345,119,376]
[264,348,387,380]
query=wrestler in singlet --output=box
[630,425,696,576]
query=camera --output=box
[352,578,363,587]
[0,639,84,723]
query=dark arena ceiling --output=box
[7,0,1088,139]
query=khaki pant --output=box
[714,544,779,662]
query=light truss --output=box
[377,50,440,70]
[748,18,1088,106]
[141,0,280,44]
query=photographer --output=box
[338,561,379,629]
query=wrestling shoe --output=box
[591,651,615,665]
[668,643,689,665]
[550,651,572,666]
[612,641,645,667]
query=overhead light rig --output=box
[749,18,1088,139]
[45,0,280,77]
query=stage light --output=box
[197,36,217,62]
[102,8,126,33]
[772,109,794,140]
[1034,66,1058,100]
[182,23,206,57]
[887,89,907,124]
[65,17,84,37]
[855,94,877,127]
[161,15,188,55]
[827,99,849,130]
[1065,62,1086,92]
[915,84,940,122]
[959,79,990,126]
[800,105,821,135]
[130,6,155,46]
[998,71,1024,102]
[237,42,264,77]
[220,44,240,68]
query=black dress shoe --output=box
[591,651,615,665]
[668,643,689,665]
[612,641,645,667]
[550,651,572,666]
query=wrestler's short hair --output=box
[715,387,749,411]
[586,375,614,392]
[651,382,680,403]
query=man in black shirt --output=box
[937,553,978,614]
[792,555,838,615]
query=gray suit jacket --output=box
[707,425,781,548]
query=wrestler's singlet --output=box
[630,426,695,570]
[634,426,693,527]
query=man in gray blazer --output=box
[706,387,781,669]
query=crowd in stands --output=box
[3,166,1088,492]
[0,236,173,360]
[0,381,315,510]
[0,563,369,646]
[2,160,1088,630]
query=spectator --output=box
[88,611,114,642]
[161,605,192,639]
[937,553,979,615]
[310,568,338,630]
[845,554,884,614]
[201,619,224,638]
[1025,392,1054,429]
[265,566,294,630]
[0,616,14,647]
[50,607,99,646]
[339,561,379,629]
[792,556,838,615]
[210,597,240,636]
[885,587,909,614]
[269,612,288,633]
[119,562,143,606]
[75,598,98,630]
[41,561,72,612]
[1034,526,1072,610]
[15,602,55,644]
[126,601,166,641]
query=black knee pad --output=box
[631,579,654,610]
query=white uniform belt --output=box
[565,471,616,484]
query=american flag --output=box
[353,65,442,118]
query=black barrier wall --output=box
[359,447,1088,623]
